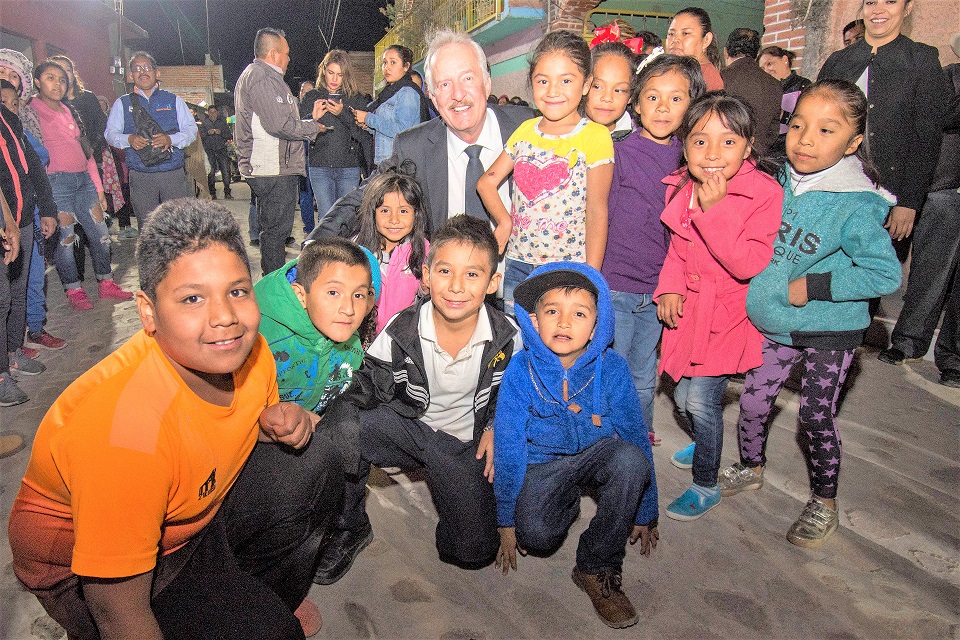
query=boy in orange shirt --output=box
[8,199,341,639]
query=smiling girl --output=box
[478,30,614,312]
[354,164,429,334]
[654,92,782,521]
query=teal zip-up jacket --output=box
[746,157,901,349]
[255,259,365,413]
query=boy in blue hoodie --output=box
[254,237,381,414]
[493,262,659,630]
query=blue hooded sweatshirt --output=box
[493,262,659,528]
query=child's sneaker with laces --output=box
[66,288,94,310]
[19,345,40,359]
[665,483,720,521]
[9,349,45,377]
[670,442,695,469]
[787,497,839,548]
[26,329,66,351]
[0,373,29,406]
[98,279,134,301]
[718,462,764,496]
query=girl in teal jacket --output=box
[718,79,901,548]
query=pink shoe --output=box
[66,288,94,310]
[98,279,134,301]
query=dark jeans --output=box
[339,405,499,569]
[247,175,298,275]
[206,147,233,197]
[515,437,651,573]
[4,224,32,359]
[674,375,731,487]
[29,431,344,640]
[128,168,191,230]
[890,188,960,371]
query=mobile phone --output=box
[327,93,342,104]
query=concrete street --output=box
[1,182,958,639]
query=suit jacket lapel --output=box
[423,120,449,233]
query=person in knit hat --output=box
[0,49,40,136]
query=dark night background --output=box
[123,0,389,91]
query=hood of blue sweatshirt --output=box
[513,261,614,427]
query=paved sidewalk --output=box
[1,183,957,639]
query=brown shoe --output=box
[571,566,638,628]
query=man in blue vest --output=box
[105,52,197,234]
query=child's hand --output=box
[495,526,526,575]
[258,402,319,449]
[884,205,916,241]
[629,524,659,557]
[657,293,684,329]
[0,224,19,265]
[788,276,808,307]
[476,429,494,483]
[493,220,512,256]
[39,217,57,239]
[695,171,727,212]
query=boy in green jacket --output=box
[255,237,380,413]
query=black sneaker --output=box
[878,347,922,366]
[313,523,373,585]
[939,369,960,388]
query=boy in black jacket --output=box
[315,215,519,584]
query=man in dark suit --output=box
[310,29,533,240]
[720,28,782,156]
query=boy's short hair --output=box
[426,215,499,273]
[295,237,372,293]
[137,198,249,300]
[514,269,599,313]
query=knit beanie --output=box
[0,49,32,97]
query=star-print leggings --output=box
[737,339,855,499]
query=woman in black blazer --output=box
[818,0,950,244]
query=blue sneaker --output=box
[670,442,696,469]
[665,484,721,521]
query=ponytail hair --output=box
[793,78,881,185]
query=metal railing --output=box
[373,0,503,88]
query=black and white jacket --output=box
[325,298,518,475]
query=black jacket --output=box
[309,104,534,239]
[0,106,57,229]
[721,56,783,155]
[818,35,951,211]
[199,114,231,152]
[299,87,369,169]
[326,298,518,475]
[929,63,959,194]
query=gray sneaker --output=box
[787,497,839,548]
[0,373,28,406]
[9,349,45,377]
[718,462,764,496]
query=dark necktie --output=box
[463,144,487,219]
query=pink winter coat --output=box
[375,239,429,334]
[654,161,783,381]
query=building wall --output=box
[0,0,144,100]
[763,0,960,80]
[157,64,225,107]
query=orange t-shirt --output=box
[9,330,279,589]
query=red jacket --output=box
[654,160,783,381]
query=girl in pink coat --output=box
[653,93,782,521]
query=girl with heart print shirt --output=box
[478,31,614,313]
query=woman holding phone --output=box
[299,50,370,221]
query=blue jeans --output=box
[308,166,361,226]
[611,291,661,432]
[515,438,651,572]
[298,173,314,234]
[503,258,537,316]
[674,375,730,487]
[26,210,45,333]
[47,172,113,288]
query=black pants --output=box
[33,431,344,640]
[247,175,298,275]
[339,405,499,569]
[206,147,233,197]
